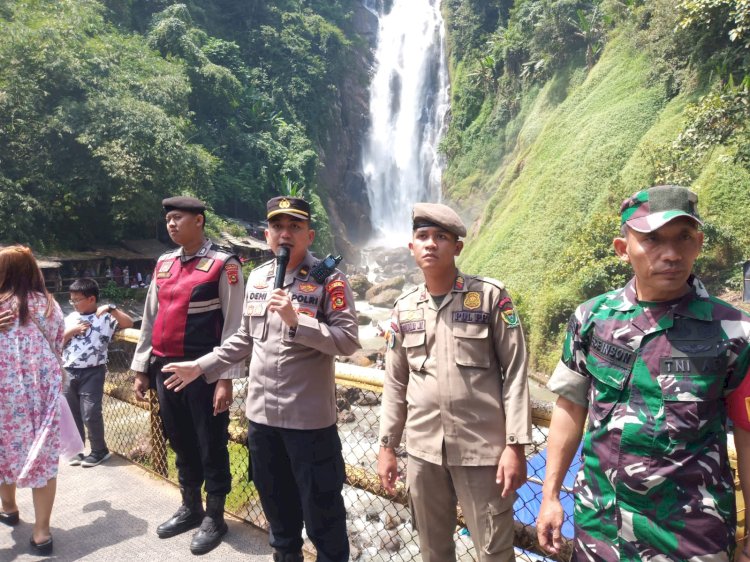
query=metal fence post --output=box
[148,389,168,477]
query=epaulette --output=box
[394,285,420,304]
[208,243,237,260]
[210,242,234,255]
[159,247,182,260]
[257,258,275,270]
[475,276,506,291]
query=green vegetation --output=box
[0,0,363,250]
[443,0,750,371]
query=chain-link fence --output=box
[104,330,744,561]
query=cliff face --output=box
[317,3,378,264]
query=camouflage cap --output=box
[412,202,467,238]
[162,196,207,214]
[620,185,702,233]
[267,196,310,221]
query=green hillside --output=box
[443,0,750,371]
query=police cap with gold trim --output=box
[162,196,207,214]
[412,202,466,238]
[267,196,310,221]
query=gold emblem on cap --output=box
[279,198,291,209]
[463,292,481,310]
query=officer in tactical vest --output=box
[537,185,750,561]
[131,196,245,555]
[378,203,532,562]
[161,196,360,562]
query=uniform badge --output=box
[254,282,268,289]
[454,276,464,290]
[195,257,214,272]
[224,263,239,284]
[331,293,346,311]
[501,309,519,327]
[297,307,315,317]
[326,280,345,293]
[246,303,264,316]
[299,266,310,278]
[400,309,423,322]
[498,296,519,327]
[299,282,317,293]
[279,198,291,209]
[159,260,175,273]
[156,271,172,279]
[463,292,481,310]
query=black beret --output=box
[412,202,467,238]
[162,196,207,214]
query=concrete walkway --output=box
[0,455,274,562]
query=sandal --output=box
[0,510,19,526]
[29,535,54,556]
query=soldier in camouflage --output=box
[536,185,750,561]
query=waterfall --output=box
[362,0,450,244]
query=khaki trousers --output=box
[407,454,515,562]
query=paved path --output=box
[0,455,274,561]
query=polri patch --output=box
[331,292,346,310]
[195,257,215,272]
[453,311,489,324]
[326,280,346,293]
[590,335,635,370]
[224,263,239,284]
[400,320,425,333]
[463,292,481,310]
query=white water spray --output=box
[362,0,450,245]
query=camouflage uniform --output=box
[548,275,750,561]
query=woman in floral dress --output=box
[0,245,65,556]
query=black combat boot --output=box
[156,487,204,538]
[272,550,304,562]
[189,493,228,555]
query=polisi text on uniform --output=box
[291,293,320,305]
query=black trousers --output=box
[152,357,231,495]
[248,421,348,562]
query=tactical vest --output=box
[151,244,235,359]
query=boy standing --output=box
[64,277,134,467]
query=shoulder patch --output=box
[224,262,240,284]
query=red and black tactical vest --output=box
[151,243,236,359]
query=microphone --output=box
[274,246,290,289]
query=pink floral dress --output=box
[0,293,64,488]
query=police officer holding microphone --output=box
[162,195,360,562]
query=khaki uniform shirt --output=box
[130,239,245,381]
[379,272,531,466]
[197,251,361,430]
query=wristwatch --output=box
[108,304,117,311]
